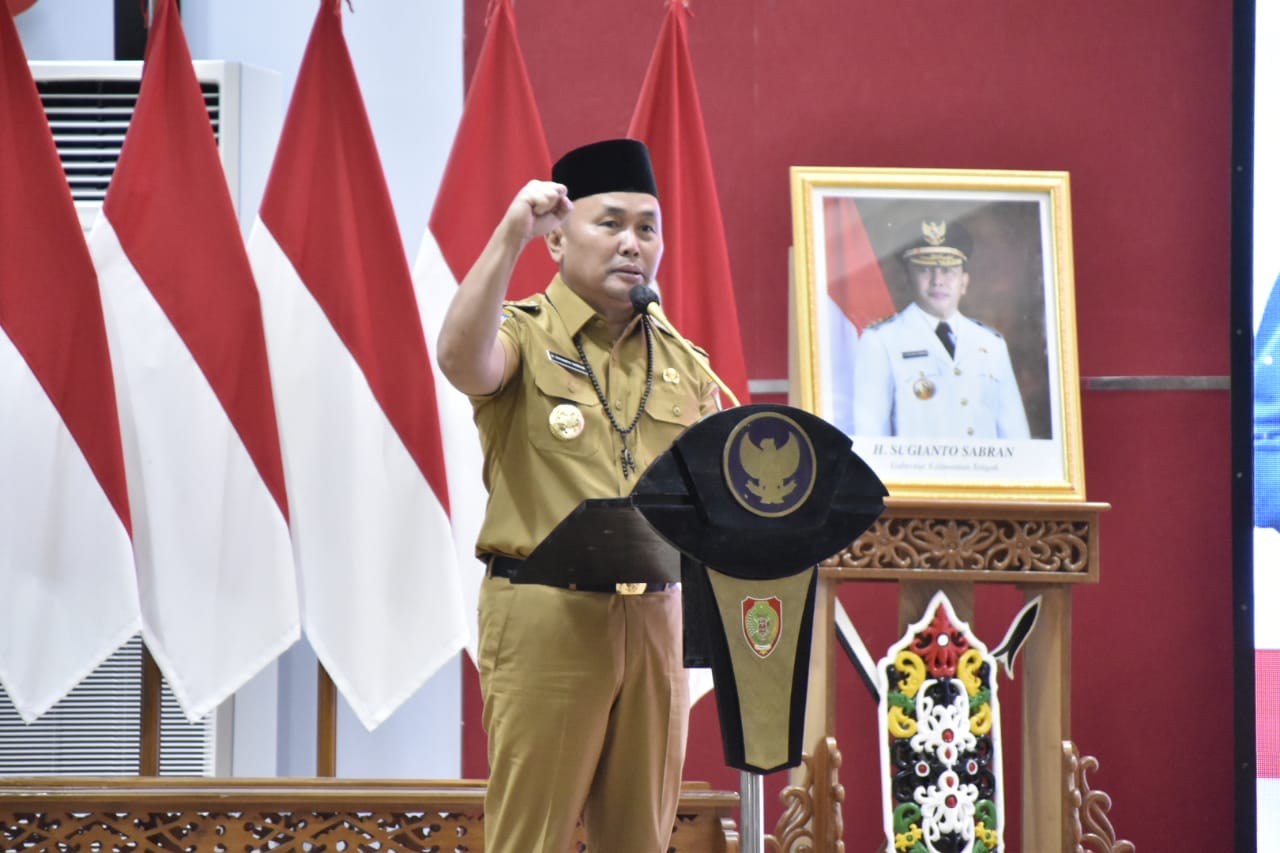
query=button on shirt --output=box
[471,275,719,559]
[851,302,1030,439]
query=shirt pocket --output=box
[643,377,703,435]
[527,357,602,458]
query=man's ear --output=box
[545,227,565,263]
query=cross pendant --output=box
[621,446,636,479]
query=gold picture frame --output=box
[790,167,1084,502]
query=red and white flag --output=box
[87,0,298,721]
[628,0,751,406]
[823,196,895,331]
[0,7,140,722]
[822,196,896,429]
[249,0,465,729]
[414,0,556,658]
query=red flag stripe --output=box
[429,0,556,301]
[102,0,287,517]
[0,9,131,531]
[420,0,554,774]
[1259,649,1280,779]
[627,2,751,404]
[824,196,896,330]
[258,1,449,509]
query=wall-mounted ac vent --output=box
[0,636,213,776]
[29,60,278,234]
[36,76,221,204]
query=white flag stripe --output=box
[414,232,487,658]
[0,328,139,722]
[91,217,298,721]
[1258,527,1280,651]
[251,222,465,729]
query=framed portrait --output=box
[790,167,1084,502]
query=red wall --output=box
[461,1,1235,848]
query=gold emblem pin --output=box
[922,220,948,246]
[913,375,937,400]
[549,403,585,440]
[662,367,680,385]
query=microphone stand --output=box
[630,285,761,850]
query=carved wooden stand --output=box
[766,499,1135,853]
[0,779,739,853]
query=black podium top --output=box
[512,498,682,587]
[513,404,885,585]
[630,404,887,579]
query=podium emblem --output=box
[723,412,816,518]
[741,596,782,658]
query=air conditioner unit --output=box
[29,59,280,235]
[0,636,214,776]
[1,60,284,778]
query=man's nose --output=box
[618,228,640,256]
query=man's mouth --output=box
[611,267,645,281]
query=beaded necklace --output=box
[573,316,654,479]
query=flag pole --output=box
[317,663,338,776]
[739,771,765,853]
[139,648,161,775]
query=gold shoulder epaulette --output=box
[500,298,541,321]
[865,315,893,330]
[503,298,541,313]
[650,318,709,356]
[970,317,1004,339]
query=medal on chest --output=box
[548,403,586,440]
[913,373,937,400]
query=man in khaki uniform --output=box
[437,139,719,853]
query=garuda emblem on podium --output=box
[723,412,817,518]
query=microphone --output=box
[629,283,661,317]
[628,284,741,408]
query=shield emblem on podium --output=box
[741,596,783,658]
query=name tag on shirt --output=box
[901,350,929,360]
[547,351,588,375]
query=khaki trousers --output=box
[477,576,690,853]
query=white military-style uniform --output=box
[851,301,1030,439]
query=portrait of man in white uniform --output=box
[851,218,1030,439]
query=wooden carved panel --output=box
[0,780,738,853]
[1,809,481,852]
[1063,741,1135,853]
[821,501,1106,583]
[767,737,843,853]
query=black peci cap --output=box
[551,138,659,201]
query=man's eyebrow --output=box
[601,204,658,218]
